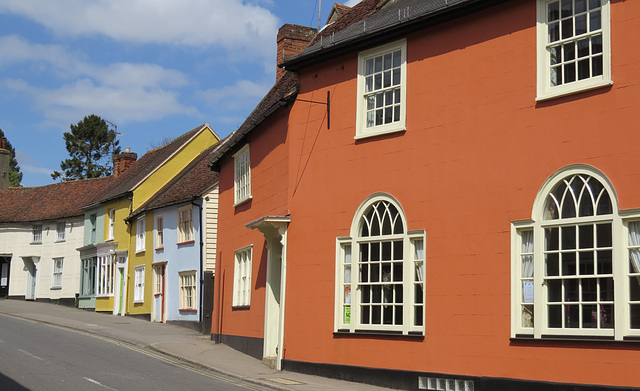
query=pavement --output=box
[0,299,392,391]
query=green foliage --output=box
[52,114,121,181]
[0,128,23,187]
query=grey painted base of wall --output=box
[167,320,202,333]
[126,313,151,322]
[211,333,263,361]
[281,359,640,391]
[7,296,76,308]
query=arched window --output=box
[512,166,640,339]
[336,194,425,335]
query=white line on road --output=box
[83,377,118,391]
[17,349,45,361]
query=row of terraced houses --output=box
[2,1,640,390]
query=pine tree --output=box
[0,128,23,187]
[51,114,121,181]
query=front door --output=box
[25,261,36,300]
[153,264,166,322]
[0,257,10,297]
[114,265,126,315]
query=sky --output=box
[0,0,360,187]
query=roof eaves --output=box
[282,0,510,71]
[130,123,218,191]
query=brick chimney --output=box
[0,138,10,191]
[113,147,137,178]
[276,24,317,81]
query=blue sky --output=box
[0,0,359,187]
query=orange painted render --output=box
[213,0,640,388]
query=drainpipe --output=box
[191,196,204,329]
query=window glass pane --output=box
[564,63,576,83]
[575,14,587,35]
[383,53,392,70]
[562,226,576,250]
[383,70,391,88]
[589,0,600,10]
[562,253,577,276]
[565,279,579,301]
[551,66,561,87]
[578,59,590,80]
[629,277,640,301]
[549,305,562,327]
[579,251,594,275]
[546,227,560,251]
[575,0,587,13]
[564,43,575,61]
[577,38,590,58]
[596,224,612,247]
[600,277,614,301]
[631,304,640,329]
[548,1,560,21]
[374,56,382,72]
[548,279,562,302]
[589,10,601,31]
[582,304,597,328]
[549,22,560,42]
[561,18,573,39]
[579,225,593,249]
[582,278,597,301]
[366,59,374,75]
[597,250,612,274]
[592,56,603,76]
[566,304,579,328]
[601,304,614,328]
[596,191,612,215]
[393,68,401,86]
[561,0,572,17]
[547,253,560,276]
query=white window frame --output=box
[134,265,145,303]
[232,246,252,307]
[335,193,425,335]
[155,214,164,249]
[177,206,194,244]
[56,222,65,242]
[51,258,63,289]
[355,39,407,139]
[536,0,611,100]
[179,271,197,310]
[108,209,115,240]
[97,254,115,296]
[233,144,252,206]
[32,224,42,243]
[511,165,640,340]
[136,215,146,253]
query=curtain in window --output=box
[521,230,534,278]
[629,221,640,275]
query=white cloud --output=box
[197,79,271,111]
[15,150,55,176]
[343,0,361,7]
[0,0,278,61]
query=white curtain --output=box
[628,223,640,287]
[521,230,534,278]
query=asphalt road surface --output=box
[0,314,267,391]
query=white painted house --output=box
[0,177,114,305]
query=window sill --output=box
[30,242,42,245]
[50,286,62,290]
[509,334,640,344]
[133,300,144,304]
[105,238,114,242]
[536,79,613,102]
[233,196,252,208]
[334,329,424,339]
[155,247,164,251]
[355,126,405,141]
[177,240,195,246]
[135,249,145,254]
[232,305,250,309]
[55,240,66,243]
[179,308,197,313]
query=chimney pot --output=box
[276,24,317,81]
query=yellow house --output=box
[89,124,220,317]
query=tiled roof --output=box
[96,124,213,204]
[128,144,220,219]
[283,0,507,70]
[209,71,299,169]
[0,176,114,223]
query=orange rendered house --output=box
[212,1,640,390]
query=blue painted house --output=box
[127,144,219,331]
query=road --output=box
[0,314,267,391]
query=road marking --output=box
[17,349,45,361]
[83,377,118,391]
